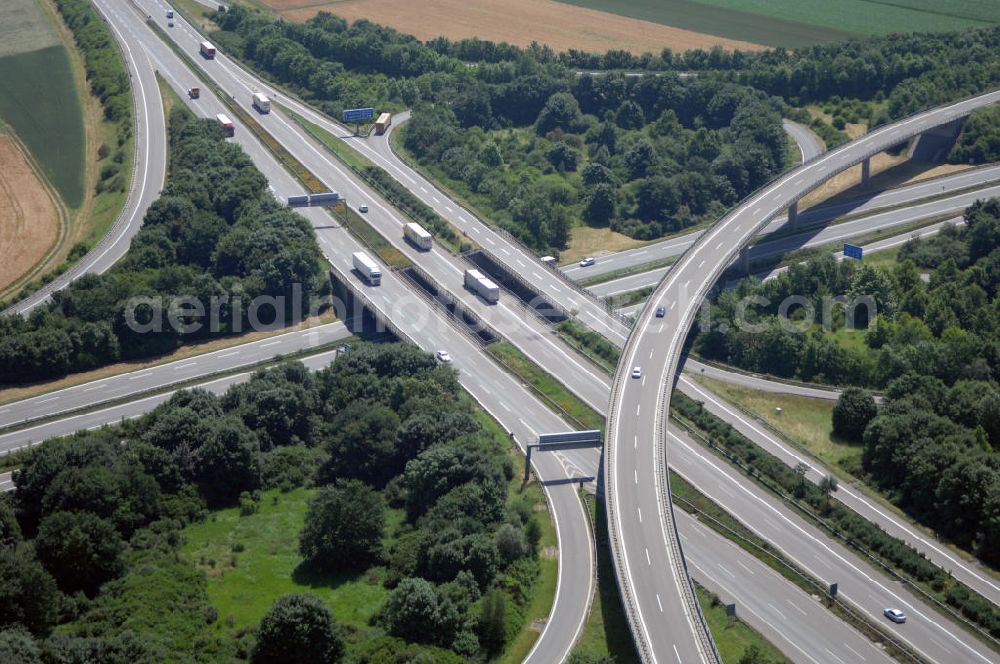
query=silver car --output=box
[883,608,906,624]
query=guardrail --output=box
[604,88,1000,664]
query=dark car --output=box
[655,306,666,317]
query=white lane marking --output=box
[173,361,197,370]
[645,548,651,565]
[459,216,469,223]
[445,205,452,212]
[219,350,239,358]
[785,599,807,616]
[767,603,786,621]
[656,594,664,612]
[673,644,682,664]
[432,196,440,203]
[420,186,428,193]
[634,469,638,484]
[736,560,754,575]
[637,507,643,522]
[261,340,282,347]
[824,648,847,664]
[499,400,511,412]
[83,384,107,392]
[717,563,735,579]
[843,643,866,662]
[636,403,640,416]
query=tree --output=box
[535,92,583,135]
[545,143,579,172]
[615,100,645,130]
[832,387,878,441]
[251,594,344,664]
[381,577,449,645]
[0,628,40,664]
[319,401,400,486]
[0,500,21,550]
[34,511,125,596]
[0,549,59,636]
[582,184,616,227]
[478,588,505,656]
[738,645,773,664]
[623,139,657,179]
[299,480,385,572]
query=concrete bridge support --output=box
[861,157,871,189]
[739,247,750,274]
[788,201,798,231]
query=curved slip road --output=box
[606,89,1000,662]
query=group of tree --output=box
[0,106,326,387]
[0,343,545,660]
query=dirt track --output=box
[0,135,58,293]
[274,0,765,54]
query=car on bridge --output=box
[579,257,595,267]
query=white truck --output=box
[251,92,270,114]
[403,222,432,251]
[464,269,499,304]
[200,41,216,58]
[352,252,381,286]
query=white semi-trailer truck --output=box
[464,269,499,304]
[353,252,381,286]
[403,223,432,251]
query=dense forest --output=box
[693,198,1000,562]
[0,107,325,386]
[0,344,546,662]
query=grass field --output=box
[182,487,392,634]
[0,0,60,58]
[555,0,994,48]
[271,0,765,54]
[0,40,85,209]
[691,374,864,474]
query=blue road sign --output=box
[538,430,601,446]
[844,243,863,260]
[342,107,375,123]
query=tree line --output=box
[0,343,546,661]
[0,106,326,387]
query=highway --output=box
[3,3,167,316]
[78,5,598,660]
[7,2,998,662]
[562,164,1000,282]
[590,183,1000,298]
[607,87,1000,662]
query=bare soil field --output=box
[0,136,58,293]
[273,0,765,54]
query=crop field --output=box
[0,0,85,209]
[0,0,60,58]
[0,136,58,294]
[555,0,996,48]
[270,0,766,54]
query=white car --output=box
[358,204,369,213]
[631,366,642,379]
[579,257,595,267]
[435,350,452,363]
[883,608,906,624]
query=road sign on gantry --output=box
[844,243,863,260]
[343,107,375,123]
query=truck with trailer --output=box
[216,114,234,137]
[374,112,392,135]
[251,92,270,114]
[403,222,432,251]
[464,269,499,304]
[353,252,381,286]
[200,41,216,58]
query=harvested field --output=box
[274,0,766,54]
[0,136,58,293]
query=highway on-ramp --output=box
[606,89,1000,663]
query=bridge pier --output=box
[861,157,871,189]
[788,201,798,231]
[739,247,749,274]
